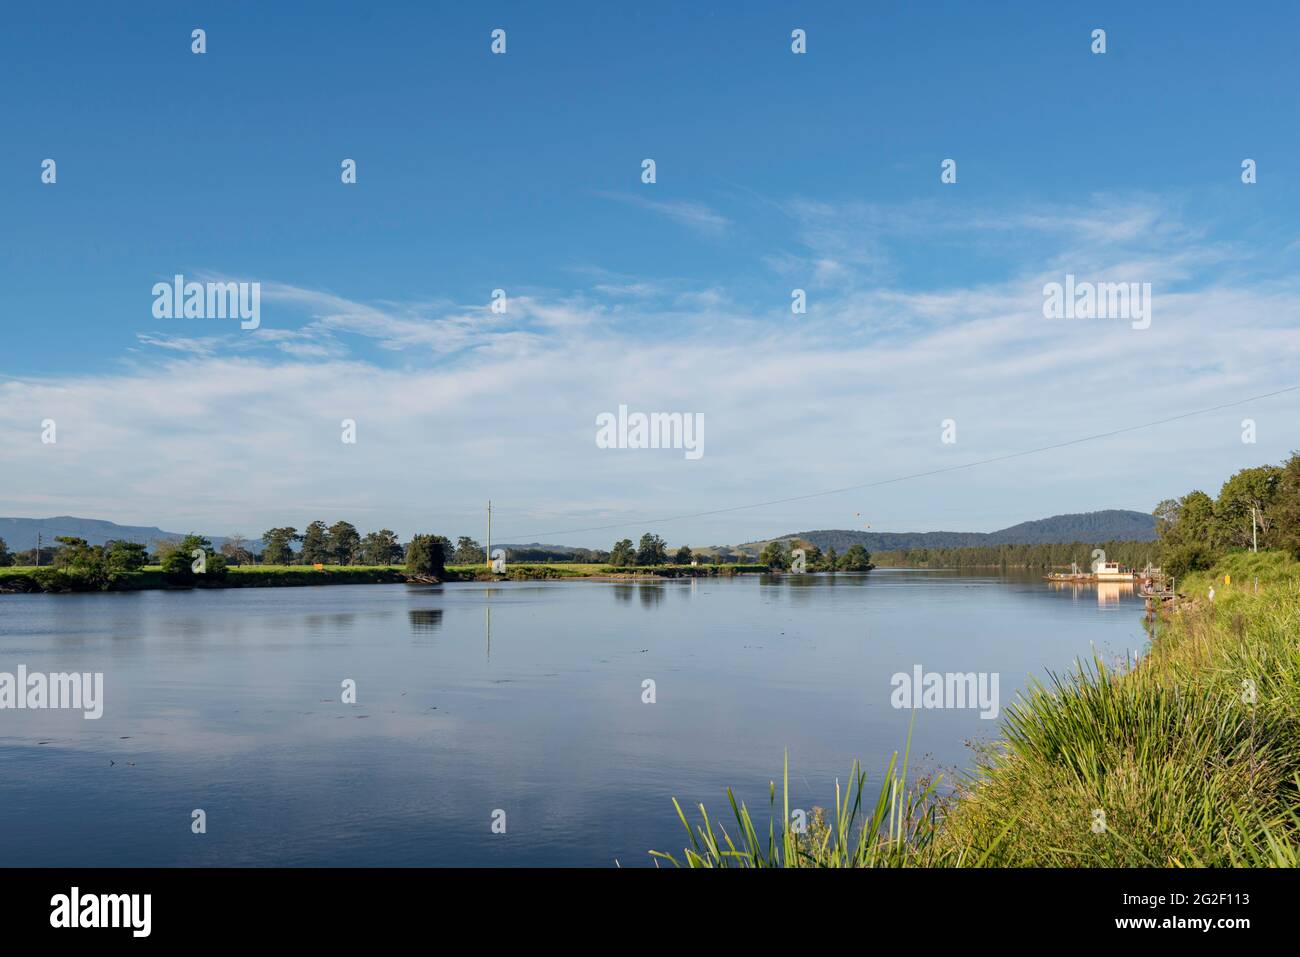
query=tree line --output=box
[1152,452,1300,575]
[872,539,1157,570]
[0,527,874,573]
[601,534,873,570]
[0,534,225,589]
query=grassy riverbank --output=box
[0,561,777,592]
[0,564,411,592]
[655,550,1300,867]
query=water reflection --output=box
[0,571,1149,867]
[408,609,444,633]
[1044,580,1135,606]
[305,613,358,632]
[1096,582,1133,606]
[610,582,666,607]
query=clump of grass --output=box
[650,723,1012,867]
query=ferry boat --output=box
[1094,560,1134,582]
[1043,561,1139,583]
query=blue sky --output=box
[3,1,1300,546]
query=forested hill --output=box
[755,510,1156,553]
[0,516,221,551]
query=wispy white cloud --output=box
[595,191,731,237]
[6,194,1299,545]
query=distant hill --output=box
[1,510,1156,560]
[496,542,609,561]
[739,510,1156,555]
[0,516,225,551]
[981,510,1157,545]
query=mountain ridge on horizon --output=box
[0,509,1157,555]
[0,516,230,552]
[737,509,1157,555]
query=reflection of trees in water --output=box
[305,613,358,632]
[639,584,664,607]
[831,573,872,586]
[610,583,665,607]
[758,572,871,601]
[408,609,444,633]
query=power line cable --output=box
[497,384,1300,541]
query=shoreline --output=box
[0,562,847,594]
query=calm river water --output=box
[0,570,1148,865]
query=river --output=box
[0,570,1148,865]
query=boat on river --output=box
[1043,561,1138,583]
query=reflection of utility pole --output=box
[486,500,492,570]
[485,604,492,662]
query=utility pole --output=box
[486,500,492,569]
[1251,506,1258,553]
[35,531,41,567]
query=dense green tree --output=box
[14,536,146,589]
[636,533,667,566]
[300,521,330,565]
[838,544,873,571]
[428,535,453,562]
[327,521,362,565]
[162,534,227,584]
[0,536,11,567]
[1153,490,1216,574]
[674,545,693,564]
[404,534,447,577]
[824,545,838,572]
[1169,491,1215,546]
[1270,452,1300,559]
[453,536,486,564]
[609,538,635,566]
[1152,499,1181,539]
[53,537,110,588]
[759,539,790,569]
[1212,466,1280,550]
[1160,542,1214,577]
[261,527,299,565]
[105,540,148,577]
[359,529,403,565]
